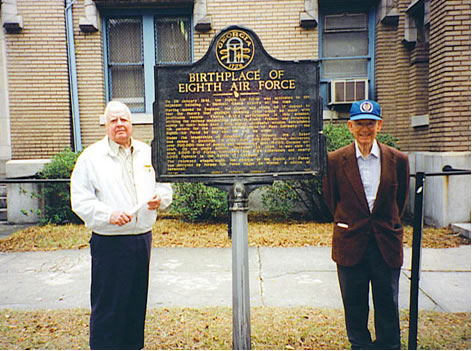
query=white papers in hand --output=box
[127,199,151,216]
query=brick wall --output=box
[375,19,409,149]
[72,1,107,148]
[195,0,318,61]
[6,0,72,159]
[376,0,471,152]
[428,0,470,152]
[407,42,431,151]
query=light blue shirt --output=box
[355,140,381,212]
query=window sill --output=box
[411,114,429,128]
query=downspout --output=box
[65,0,82,151]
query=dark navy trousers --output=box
[89,231,152,350]
[337,238,401,350]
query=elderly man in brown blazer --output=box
[323,100,410,350]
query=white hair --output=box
[104,100,132,122]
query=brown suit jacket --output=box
[322,142,410,268]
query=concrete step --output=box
[451,223,471,239]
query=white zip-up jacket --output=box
[70,137,173,235]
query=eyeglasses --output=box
[351,120,378,129]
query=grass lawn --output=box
[0,308,470,350]
[0,213,470,349]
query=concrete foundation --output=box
[408,152,471,228]
[5,159,50,224]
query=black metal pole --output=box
[408,172,425,350]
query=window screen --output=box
[155,17,191,64]
[321,13,369,80]
[322,59,368,79]
[107,17,144,112]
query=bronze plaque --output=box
[152,26,326,183]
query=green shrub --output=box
[376,132,399,149]
[261,180,299,219]
[261,123,400,221]
[37,148,81,225]
[170,182,228,222]
[324,122,354,151]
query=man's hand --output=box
[110,211,132,226]
[147,195,161,210]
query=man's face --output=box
[347,119,383,149]
[105,107,133,147]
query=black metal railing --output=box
[0,176,70,184]
[408,165,471,350]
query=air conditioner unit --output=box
[328,79,369,105]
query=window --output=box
[319,8,375,111]
[104,12,192,117]
[321,12,369,79]
[107,17,144,111]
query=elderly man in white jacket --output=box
[71,100,172,350]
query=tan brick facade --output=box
[428,0,471,152]
[377,0,471,152]
[2,0,470,160]
[5,0,72,159]
[72,0,107,148]
[194,0,318,61]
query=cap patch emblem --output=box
[360,101,374,113]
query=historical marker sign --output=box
[152,25,326,183]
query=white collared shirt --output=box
[108,138,138,207]
[355,140,381,212]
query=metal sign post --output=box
[229,181,251,350]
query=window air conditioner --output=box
[328,79,369,105]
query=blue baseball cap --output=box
[349,100,382,121]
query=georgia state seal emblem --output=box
[216,29,255,71]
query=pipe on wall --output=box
[65,0,82,151]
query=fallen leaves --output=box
[0,224,91,252]
[0,307,470,349]
[0,214,469,252]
